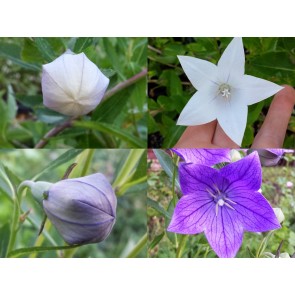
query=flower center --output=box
[218,83,231,100]
[207,185,236,216]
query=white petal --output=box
[215,98,248,146]
[177,84,218,125]
[217,37,245,83]
[178,55,219,90]
[43,52,85,98]
[232,74,284,105]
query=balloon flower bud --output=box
[21,173,116,245]
[42,50,109,117]
[273,208,285,224]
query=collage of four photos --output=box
[0,37,294,258]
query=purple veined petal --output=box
[45,209,115,245]
[231,75,283,106]
[178,55,219,90]
[167,194,215,234]
[215,95,248,146]
[204,206,244,258]
[227,190,281,232]
[176,83,218,126]
[217,37,245,84]
[179,163,230,196]
[171,148,231,166]
[220,151,262,192]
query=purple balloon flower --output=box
[168,152,280,258]
[171,148,231,166]
[43,173,117,245]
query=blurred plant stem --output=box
[7,244,81,258]
[5,192,20,257]
[113,149,144,189]
[34,69,147,149]
[256,230,275,258]
[176,235,188,258]
[126,233,147,258]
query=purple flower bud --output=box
[249,149,293,167]
[43,173,116,245]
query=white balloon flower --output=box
[42,50,109,117]
[177,37,283,146]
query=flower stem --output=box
[81,149,95,177]
[176,235,188,258]
[8,244,81,258]
[34,69,147,149]
[5,195,20,257]
[126,233,147,258]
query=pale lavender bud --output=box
[43,173,117,245]
[42,50,109,117]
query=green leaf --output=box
[34,149,83,180]
[0,42,40,71]
[74,121,146,148]
[73,37,94,53]
[149,233,165,250]
[34,37,57,62]
[153,149,180,189]
[7,85,17,122]
[35,107,68,124]
[0,223,10,257]
[16,95,43,108]
[159,69,183,96]
[162,125,186,148]
[147,197,171,219]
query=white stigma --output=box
[219,84,231,100]
[207,187,236,217]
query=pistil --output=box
[218,83,231,100]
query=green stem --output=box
[113,149,144,188]
[81,149,95,177]
[5,195,20,257]
[8,244,81,258]
[126,233,147,258]
[176,235,188,258]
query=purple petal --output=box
[220,151,261,191]
[227,190,281,232]
[205,207,244,258]
[167,194,215,234]
[179,163,229,196]
[171,148,231,166]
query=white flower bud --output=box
[230,150,242,162]
[273,208,285,223]
[42,50,109,116]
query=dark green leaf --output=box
[147,197,171,219]
[74,121,146,148]
[73,37,94,53]
[149,233,165,250]
[0,223,10,257]
[0,42,40,71]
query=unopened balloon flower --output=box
[21,173,116,245]
[42,50,109,117]
[168,152,280,258]
[177,37,283,145]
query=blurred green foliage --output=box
[148,150,295,258]
[0,149,147,258]
[0,37,147,148]
[148,37,295,148]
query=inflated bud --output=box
[273,208,285,224]
[20,173,116,245]
[42,50,109,116]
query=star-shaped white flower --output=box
[177,37,283,145]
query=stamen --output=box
[224,197,237,205]
[218,83,231,100]
[224,202,235,210]
[206,188,217,199]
